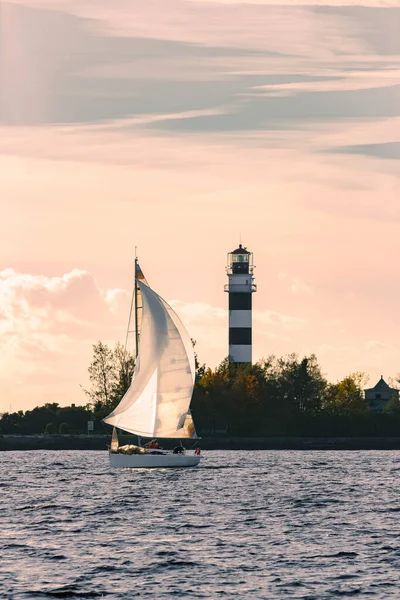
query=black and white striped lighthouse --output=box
[224,244,257,364]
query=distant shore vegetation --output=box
[1,341,400,437]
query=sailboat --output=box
[103,257,201,468]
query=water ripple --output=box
[2,450,400,599]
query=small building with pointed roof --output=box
[364,376,398,412]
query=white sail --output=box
[135,261,149,350]
[168,409,198,439]
[110,427,119,452]
[103,281,195,438]
[159,301,198,438]
[160,298,196,385]
[125,260,149,356]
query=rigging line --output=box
[124,254,137,353]
[134,254,139,359]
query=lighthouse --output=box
[224,244,257,364]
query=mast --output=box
[123,249,140,445]
[134,252,139,358]
[124,247,139,357]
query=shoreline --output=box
[3,435,400,451]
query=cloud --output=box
[191,0,399,5]
[0,268,115,332]
[329,141,400,160]
[4,0,399,132]
[250,69,400,96]
[169,299,309,367]
[104,288,130,314]
[0,268,130,411]
[278,273,314,295]
[254,309,308,331]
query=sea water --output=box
[1,450,400,599]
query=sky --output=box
[1,0,400,412]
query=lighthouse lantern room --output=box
[224,244,257,364]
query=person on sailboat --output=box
[194,447,201,456]
[148,440,159,449]
[173,445,184,454]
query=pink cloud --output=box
[0,269,131,411]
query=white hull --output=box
[109,452,201,469]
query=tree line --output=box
[192,355,400,437]
[1,341,400,436]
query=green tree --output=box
[0,410,24,434]
[59,422,68,434]
[383,393,400,416]
[387,377,400,415]
[45,422,57,434]
[323,372,369,416]
[192,358,230,433]
[227,364,262,433]
[0,405,92,435]
[83,341,135,416]
[291,355,326,416]
[191,338,206,381]
[23,404,60,434]
[111,342,135,406]
[264,354,326,417]
[84,342,116,410]
[55,405,91,433]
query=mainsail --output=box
[168,409,197,439]
[104,281,197,438]
[125,260,149,356]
